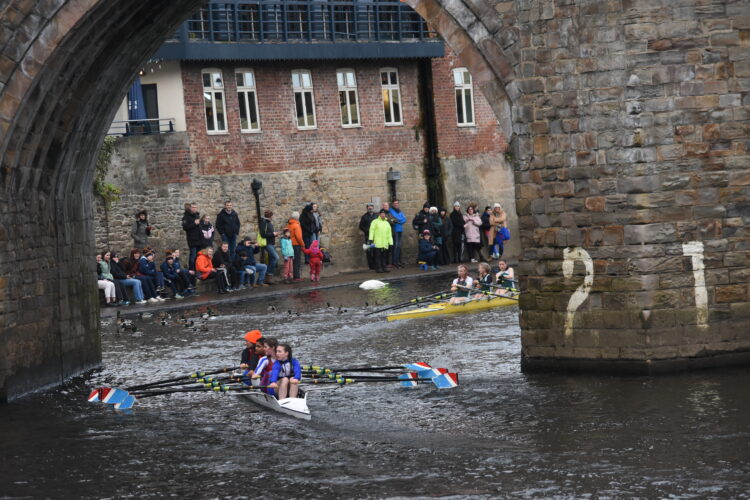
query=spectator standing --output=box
[311,203,323,242]
[182,203,203,271]
[412,202,431,234]
[368,209,394,273]
[438,208,452,265]
[300,204,315,264]
[131,210,152,249]
[358,203,377,270]
[463,204,485,263]
[287,211,304,281]
[259,210,279,284]
[200,215,216,249]
[489,203,508,259]
[481,206,492,257]
[381,201,397,267]
[216,200,241,260]
[449,202,465,263]
[302,240,325,282]
[280,228,294,283]
[389,199,408,269]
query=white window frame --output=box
[336,68,360,128]
[380,67,402,126]
[453,67,475,127]
[202,68,228,134]
[236,68,261,133]
[291,69,317,130]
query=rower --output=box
[239,329,263,372]
[268,344,302,399]
[473,262,492,298]
[449,264,474,304]
[251,337,278,392]
[495,260,516,295]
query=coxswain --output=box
[239,329,263,372]
[473,262,493,298]
[251,337,278,392]
[495,260,516,295]
[268,344,302,399]
[449,264,474,304]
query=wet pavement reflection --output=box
[1,274,749,498]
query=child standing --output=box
[280,228,294,284]
[303,240,324,282]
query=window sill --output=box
[241,129,262,134]
[457,123,476,128]
[296,126,318,131]
[207,131,229,136]
[384,122,403,127]
[341,124,362,129]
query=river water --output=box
[1,275,749,499]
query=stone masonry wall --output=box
[412,0,750,372]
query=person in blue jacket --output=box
[268,343,302,399]
[139,249,165,295]
[159,254,184,299]
[418,229,440,270]
[389,199,408,268]
[171,249,196,294]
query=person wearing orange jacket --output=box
[195,247,229,294]
[287,211,305,282]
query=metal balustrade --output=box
[107,118,176,137]
[168,0,437,44]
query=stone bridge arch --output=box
[1,0,748,400]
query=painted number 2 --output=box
[563,247,594,339]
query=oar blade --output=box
[416,367,448,379]
[87,388,103,402]
[432,373,459,389]
[115,395,136,410]
[102,388,129,405]
[403,362,431,371]
[398,373,418,387]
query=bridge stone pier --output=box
[0,0,749,400]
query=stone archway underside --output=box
[1,0,749,400]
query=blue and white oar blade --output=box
[115,395,136,410]
[403,362,431,371]
[102,388,129,405]
[87,388,103,402]
[417,367,448,379]
[398,373,418,387]
[432,373,459,389]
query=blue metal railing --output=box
[170,0,437,44]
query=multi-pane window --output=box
[202,69,227,133]
[236,69,260,132]
[380,68,402,125]
[337,69,360,127]
[453,68,474,126]
[292,70,316,129]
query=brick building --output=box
[97,0,516,271]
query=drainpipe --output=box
[417,57,443,209]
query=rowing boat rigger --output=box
[386,293,519,321]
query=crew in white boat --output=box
[268,344,302,399]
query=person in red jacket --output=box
[195,247,229,294]
[302,239,324,282]
[287,212,304,282]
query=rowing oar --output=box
[304,372,459,389]
[302,362,433,374]
[122,366,241,392]
[364,290,454,316]
[454,285,519,300]
[117,383,271,410]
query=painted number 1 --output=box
[563,247,594,339]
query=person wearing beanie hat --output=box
[412,201,431,234]
[240,329,264,371]
[450,202,465,263]
[131,209,152,249]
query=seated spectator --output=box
[139,248,165,296]
[123,249,162,303]
[232,250,253,289]
[96,255,118,306]
[196,247,229,294]
[418,230,439,270]
[171,249,196,294]
[160,253,185,299]
[98,251,131,305]
[238,238,268,286]
[212,241,236,291]
[109,251,146,304]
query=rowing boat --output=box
[234,389,311,420]
[386,294,518,321]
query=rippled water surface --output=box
[1,275,749,499]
